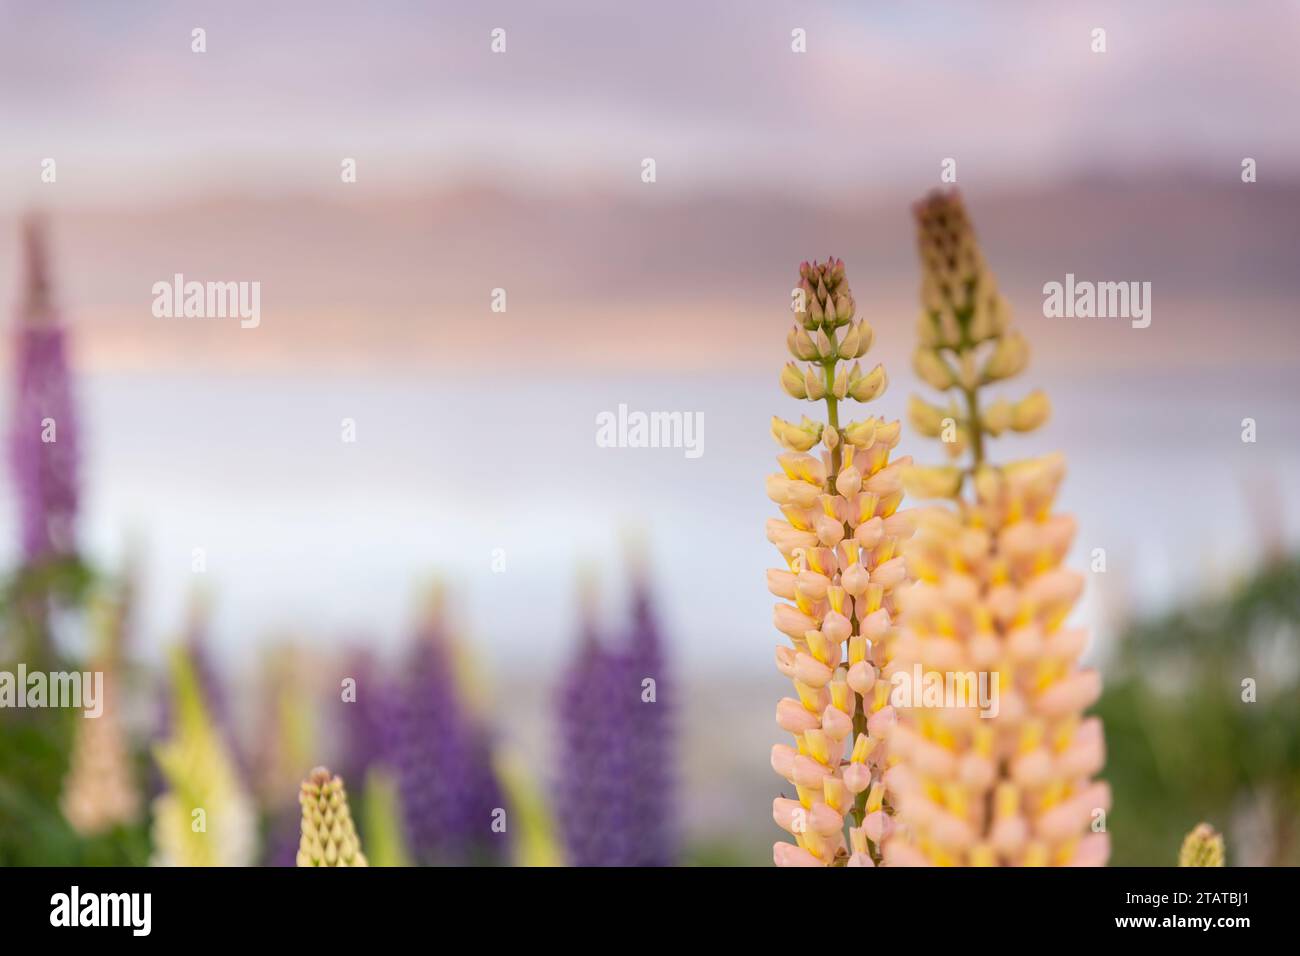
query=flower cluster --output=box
[884,191,1108,866]
[8,216,78,564]
[768,258,915,866]
[155,595,248,789]
[61,592,140,835]
[1179,823,1225,867]
[151,647,258,866]
[296,767,368,867]
[556,569,675,866]
[381,608,508,866]
[60,663,140,835]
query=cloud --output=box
[3,0,1298,202]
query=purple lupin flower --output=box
[382,610,508,865]
[622,573,676,864]
[9,214,79,564]
[555,569,677,866]
[264,806,303,868]
[555,635,637,865]
[337,649,391,789]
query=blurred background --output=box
[1,0,1298,865]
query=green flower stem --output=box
[823,357,841,486]
[962,383,985,470]
[826,341,883,864]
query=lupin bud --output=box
[907,395,948,438]
[981,398,1012,436]
[835,465,862,496]
[790,326,819,361]
[1178,823,1225,867]
[771,416,823,452]
[823,293,838,325]
[936,307,961,348]
[833,293,855,325]
[855,321,874,357]
[781,363,808,399]
[838,323,861,359]
[842,419,877,448]
[957,350,980,391]
[804,367,827,400]
[297,766,368,867]
[916,312,939,348]
[900,464,963,499]
[914,348,955,391]
[815,329,834,360]
[970,292,1006,342]
[1010,390,1050,432]
[941,424,969,460]
[829,258,845,288]
[832,368,848,400]
[809,294,825,328]
[849,364,887,403]
[981,331,1029,383]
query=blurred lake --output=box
[1,366,1295,675]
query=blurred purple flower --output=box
[337,649,390,789]
[381,620,508,865]
[555,574,676,866]
[264,807,303,867]
[8,215,78,563]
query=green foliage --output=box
[1096,555,1300,865]
[0,707,150,866]
[0,558,149,866]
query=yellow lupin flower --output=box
[1178,823,1225,867]
[297,766,368,867]
[884,192,1108,868]
[151,647,258,866]
[769,258,915,867]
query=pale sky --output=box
[3,0,1299,207]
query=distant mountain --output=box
[1,176,1296,372]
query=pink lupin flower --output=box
[884,192,1108,867]
[768,259,915,866]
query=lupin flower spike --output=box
[9,213,79,564]
[151,647,258,866]
[297,766,368,867]
[555,563,676,866]
[60,661,140,835]
[884,191,1108,867]
[768,258,915,867]
[904,190,1049,478]
[61,590,141,835]
[385,595,509,865]
[1178,823,1225,867]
